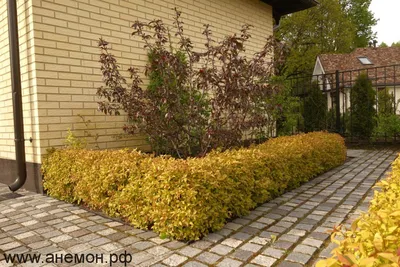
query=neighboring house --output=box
[313,46,400,113]
[0,0,317,192]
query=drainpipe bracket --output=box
[13,138,32,142]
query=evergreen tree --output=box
[303,82,327,132]
[350,73,376,138]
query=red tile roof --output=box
[319,47,400,74]
[318,47,400,87]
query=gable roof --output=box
[319,47,400,74]
[317,47,400,88]
[262,0,318,23]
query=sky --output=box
[369,0,400,45]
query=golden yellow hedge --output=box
[42,132,346,241]
[317,154,400,267]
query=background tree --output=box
[276,0,377,76]
[339,0,378,47]
[350,73,376,139]
[391,41,400,47]
[379,42,388,48]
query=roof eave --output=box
[262,0,318,24]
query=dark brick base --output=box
[0,158,43,193]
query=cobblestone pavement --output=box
[0,149,397,267]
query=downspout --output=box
[7,0,27,192]
[273,13,281,31]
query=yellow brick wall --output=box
[2,0,273,164]
[0,0,40,163]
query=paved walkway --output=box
[0,149,397,267]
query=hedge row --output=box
[317,154,400,267]
[42,132,346,240]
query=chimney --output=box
[368,41,373,47]
[373,40,378,48]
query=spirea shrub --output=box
[42,132,346,241]
[317,154,400,267]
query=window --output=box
[358,57,373,65]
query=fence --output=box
[289,64,400,141]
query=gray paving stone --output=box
[196,252,221,264]
[287,229,307,237]
[230,232,251,241]
[302,238,324,247]
[309,232,330,241]
[210,244,233,255]
[267,225,286,233]
[131,241,155,250]
[131,251,153,264]
[183,261,208,267]
[150,237,170,245]
[251,255,277,266]
[217,258,243,267]
[163,240,186,249]
[0,241,21,251]
[240,226,259,235]
[89,237,110,247]
[240,243,263,252]
[69,228,91,238]
[230,249,253,261]
[286,252,312,264]
[50,234,72,243]
[276,261,303,267]
[273,240,294,250]
[262,247,285,258]
[119,236,140,245]
[279,234,300,243]
[204,233,224,243]
[225,222,242,231]
[257,217,275,225]
[249,236,270,245]
[293,244,317,255]
[294,223,314,231]
[221,238,243,248]
[179,246,202,257]
[136,231,158,239]
[249,222,266,229]
[147,245,171,256]
[275,221,294,228]
[163,254,188,266]
[191,240,212,250]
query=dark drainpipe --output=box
[7,0,27,192]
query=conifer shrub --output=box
[349,73,376,139]
[374,89,400,139]
[303,81,327,132]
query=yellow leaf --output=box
[390,211,400,217]
[335,251,352,265]
[359,257,376,266]
[373,233,384,251]
[378,253,399,263]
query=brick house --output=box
[313,46,400,113]
[0,0,317,192]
